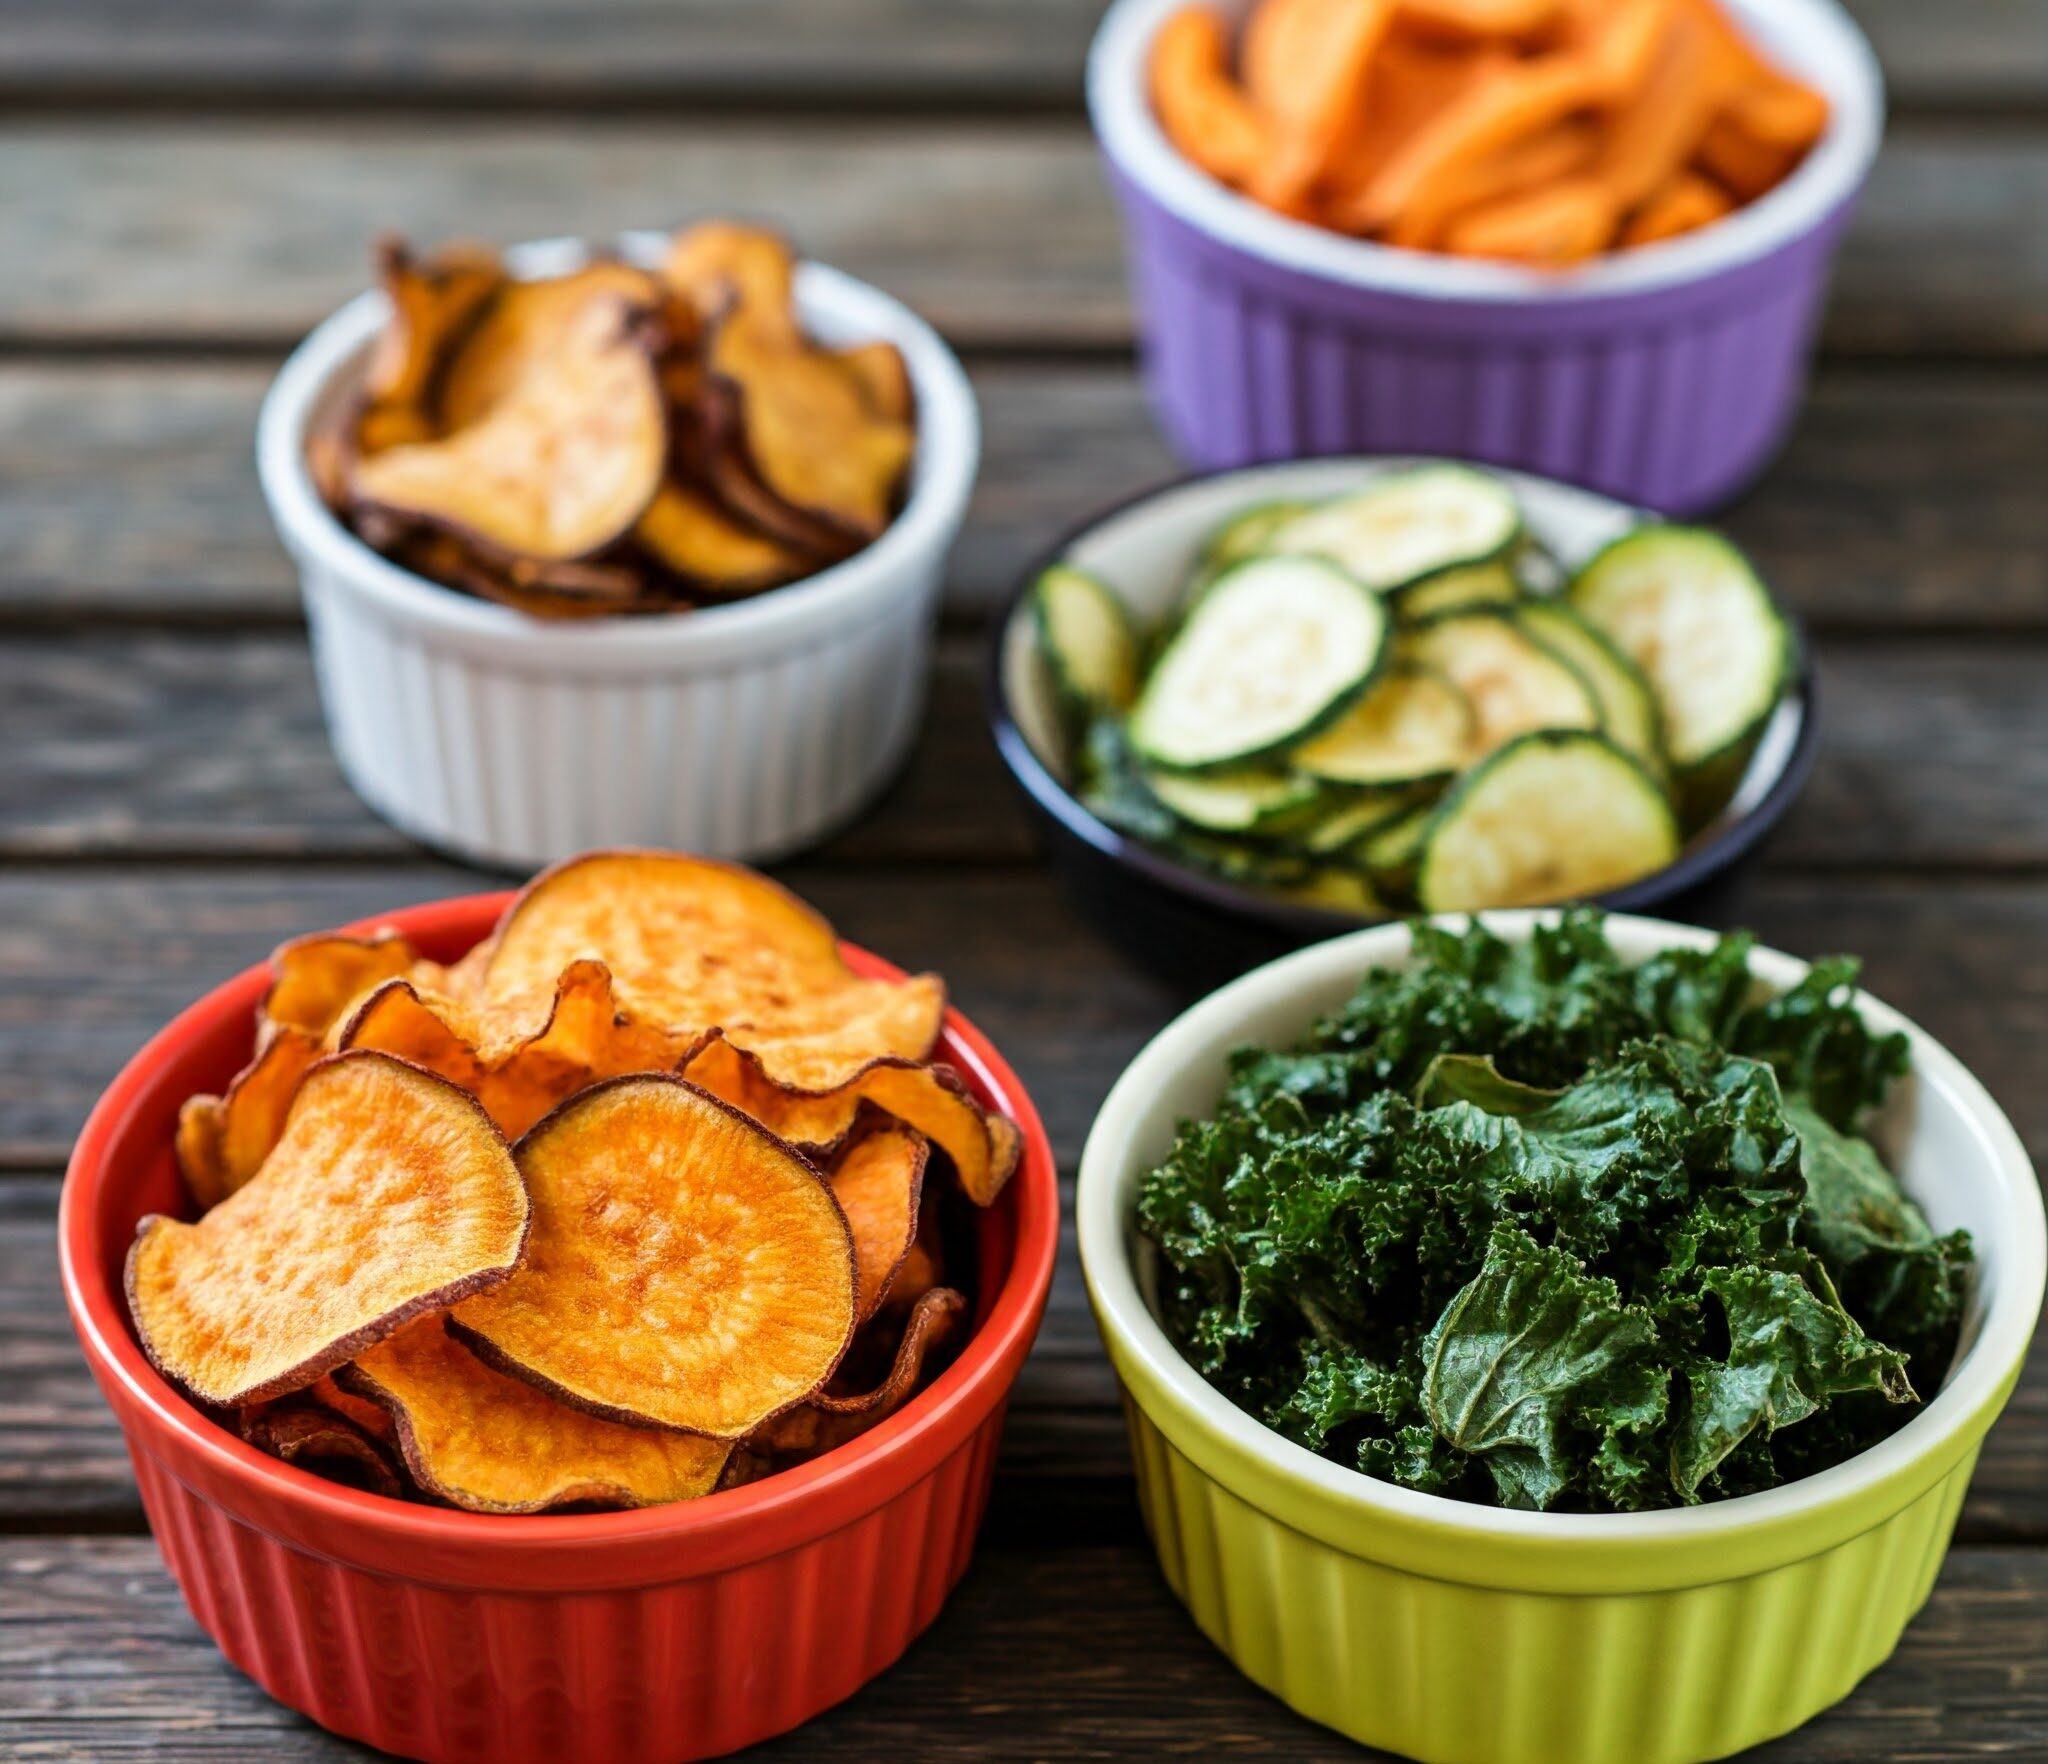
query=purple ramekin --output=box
[1088,0,1885,515]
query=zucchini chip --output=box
[1515,599,1664,774]
[1268,465,1522,592]
[478,850,945,1093]
[1034,564,1141,716]
[239,1397,405,1498]
[344,1318,730,1514]
[827,1124,929,1323]
[174,1027,322,1210]
[352,293,668,564]
[1145,767,1322,834]
[130,1051,529,1410]
[451,1075,856,1439]
[1402,609,1599,760]
[634,481,815,596]
[1291,663,1474,787]
[1131,556,1389,770]
[1392,560,1520,621]
[683,1032,1020,1207]
[1417,730,1678,911]
[1191,498,1314,595]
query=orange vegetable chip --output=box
[827,1124,928,1323]
[634,480,815,596]
[240,1397,405,1498]
[660,221,799,338]
[452,1075,856,1439]
[362,238,505,433]
[130,1051,529,1409]
[338,963,709,1140]
[345,1319,730,1514]
[352,293,668,564]
[262,927,421,1043]
[478,851,945,1092]
[747,1287,968,1460]
[311,1370,398,1445]
[832,339,914,424]
[881,1207,946,1318]
[174,1027,323,1210]
[684,1032,1020,1206]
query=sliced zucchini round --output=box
[1268,465,1522,594]
[1393,560,1520,622]
[1416,731,1679,912]
[1145,767,1321,835]
[1191,499,1313,595]
[1565,527,1790,776]
[1295,786,1429,857]
[1130,556,1389,771]
[1290,663,1474,788]
[1276,868,1387,916]
[1400,610,1598,761]
[1514,601,1663,774]
[1033,563,1140,715]
[1357,800,1437,902]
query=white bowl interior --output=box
[257,231,979,671]
[1001,457,1804,845]
[1078,913,2045,1539]
[1089,0,1887,304]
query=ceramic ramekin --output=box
[60,891,1057,1764]
[257,235,980,871]
[988,458,1818,984]
[1078,912,2044,1764]
[1088,0,1885,513]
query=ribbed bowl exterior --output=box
[129,1416,1003,1764]
[1108,168,1848,515]
[1120,1388,1970,1764]
[298,559,936,870]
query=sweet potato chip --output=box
[262,928,421,1044]
[635,480,815,595]
[478,851,945,1092]
[683,1033,1020,1206]
[363,238,505,428]
[174,1028,322,1210]
[345,1318,729,1513]
[745,1287,967,1460]
[311,1370,398,1445]
[438,260,665,431]
[130,1051,529,1409]
[661,222,798,338]
[241,1397,406,1498]
[338,963,708,1140]
[353,294,667,564]
[880,1205,946,1317]
[828,1124,928,1323]
[833,339,914,424]
[452,1075,856,1438]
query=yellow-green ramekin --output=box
[1078,913,2044,1764]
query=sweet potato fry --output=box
[1620,169,1733,246]
[1243,0,1395,211]
[1443,176,1617,263]
[1150,7,1274,189]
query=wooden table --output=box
[6,3,2048,1756]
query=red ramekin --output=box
[59,890,1059,1764]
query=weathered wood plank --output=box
[0,1,2030,109]
[6,629,2048,877]
[3,1535,2045,1760]
[0,121,2040,353]
[1,360,2044,628]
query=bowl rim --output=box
[255,232,980,672]
[985,455,1821,939]
[59,889,1059,1571]
[1087,0,1886,307]
[1076,910,2046,1590]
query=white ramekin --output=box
[257,233,980,870]
[1078,912,2044,1764]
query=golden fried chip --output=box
[364,238,505,421]
[452,1075,855,1439]
[130,1051,529,1409]
[660,222,798,337]
[174,1028,322,1210]
[353,295,667,564]
[684,1033,1019,1206]
[338,963,708,1140]
[310,1370,398,1445]
[438,260,664,431]
[263,928,420,1043]
[828,1124,927,1323]
[832,339,914,424]
[707,311,914,542]
[478,851,945,1091]
[747,1286,967,1459]
[635,481,814,595]
[241,1397,406,1498]
[345,1318,729,1514]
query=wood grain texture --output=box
[7,629,2048,876]
[0,122,2041,352]
[0,1,2032,108]
[4,1535,2046,1759]
[1,361,2045,628]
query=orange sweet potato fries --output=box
[1149,0,1829,264]
[313,222,917,619]
[136,850,1021,1513]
